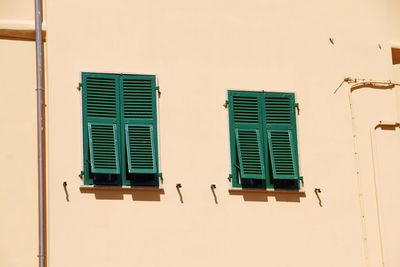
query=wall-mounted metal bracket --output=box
[314,188,322,207]
[63,181,69,202]
[156,86,161,98]
[223,100,229,108]
[299,176,304,186]
[77,82,82,91]
[295,103,300,114]
[211,184,218,204]
[176,183,183,203]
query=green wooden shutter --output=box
[121,75,158,174]
[235,128,264,179]
[265,93,299,180]
[125,124,156,173]
[82,73,121,175]
[231,93,265,180]
[88,123,120,174]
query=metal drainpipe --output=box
[34,0,46,266]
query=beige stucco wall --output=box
[0,0,34,21]
[1,0,399,266]
[0,39,37,267]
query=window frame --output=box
[81,72,160,187]
[228,90,301,190]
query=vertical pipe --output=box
[348,92,370,267]
[370,129,385,266]
[34,0,46,266]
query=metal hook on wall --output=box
[176,183,183,203]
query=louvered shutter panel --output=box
[265,93,299,180]
[231,93,265,180]
[122,75,158,174]
[88,123,120,174]
[82,73,121,174]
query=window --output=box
[81,72,160,186]
[228,90,301,190]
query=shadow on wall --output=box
[351,84,395,92]
[78,187,307,203]
[79,187,165,201]
[228,190,306,203]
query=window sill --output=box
[80,185,164,193]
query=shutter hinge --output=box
[79,171,84,179]
[77,82,82,91]
[156,86,161,98]
[295,103,300,114]
[159,172,163,182]
[227,174,232,182]
[223,100,229,108]
[299,176,304,186]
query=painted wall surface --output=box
[1,0,399,267]
[0,40,37,267]
[0,0,34,21]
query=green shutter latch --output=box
[79,171,84,179]
[223,100,229,108]
[77,82,82,91]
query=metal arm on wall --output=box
[334,77,400,94]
